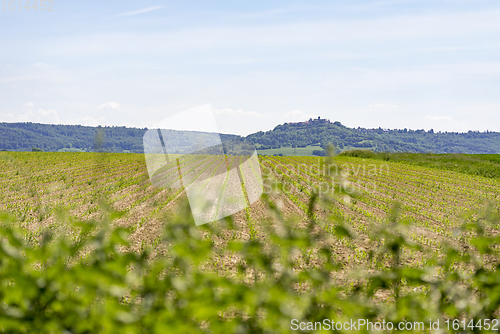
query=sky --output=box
[1,0,499,136]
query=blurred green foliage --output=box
[1,194,500,333]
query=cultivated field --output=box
[2,151,499,267]
[2,151,500,332]
[256,145,320,156]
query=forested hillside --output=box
[2,119,500,154]
[0,122,239,153]
[246,118,500,154]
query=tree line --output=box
[246,119,500,154]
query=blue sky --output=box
[1,0,499,135]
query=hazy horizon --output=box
[2,117,498,137]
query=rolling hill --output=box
[247,117,500,154]
[0,122,239,153]
[1,118,500,154]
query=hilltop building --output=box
[286,116,332,126]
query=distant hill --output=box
[0,122,239,153]
[2,119,500,154]
[246,117,500,154]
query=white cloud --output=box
[0,106,61,124]
[214,108,266,118]
[369,103,399,108]
[458,103,500,116]
[115,6,164,17]
[97,102,121,111]
[283,110,315,120]
[32,62,55,69]
[0,75,38,84]
[18,110,34,122]
[157,104,219,133]
[425,115,453,121]
[213,107,270,135]
[65,116,106,127]
[0,113,15,122]
[37,108,61,123]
